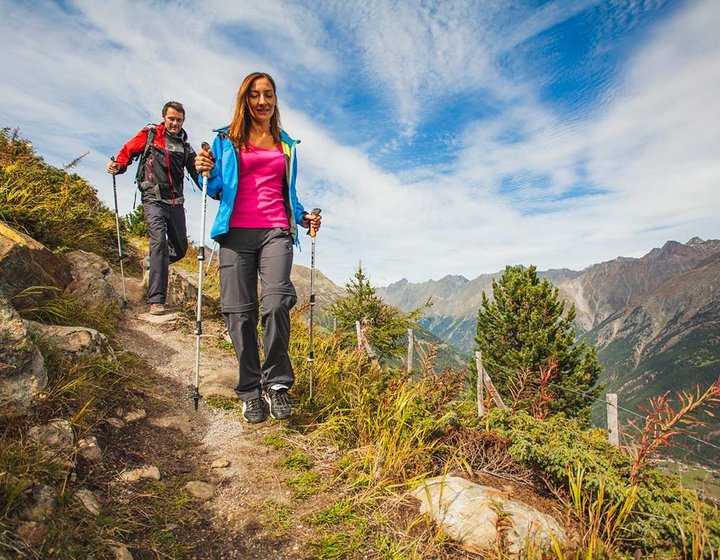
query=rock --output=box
[0,294,47,417]
[118,465,161,483]
[27,419,74,463]
[106,417,126,429]
[201,366,238,400]
[65,250,121,308]
[211,458,231,469]
[19,484,58,522]
[185,481,215,501]
[138,312,180,325]
[77,436,103,462]
[112,545,134,560]
[75,489,101,516]
[25,321,108,356]
[123,409,147,423]
[0,222,73,307]
[16,521,49,547]
[412,476,568,557]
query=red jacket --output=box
[114,123,199,204]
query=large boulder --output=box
[412,476,568,557]
[65,250,121,308]
[0,294,47,417]
[166,265,218,309]
[0,222,73,307]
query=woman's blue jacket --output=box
[205,127,306,245]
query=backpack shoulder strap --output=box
[134,124,157,185]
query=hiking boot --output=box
[265,385,292,420]
[149,303,165,315]
[242,397,269,424]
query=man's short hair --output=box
[162,101,185,117]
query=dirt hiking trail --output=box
[111,276,338,559]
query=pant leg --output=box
[144,202,170,304]
[219,229,263,401]
[258,228,297,391]
[166,204,188,264]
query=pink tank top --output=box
[229,143,289,228]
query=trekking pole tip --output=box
[192,390,201,411]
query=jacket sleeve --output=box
[206,135,224,199]
[114,128,149,175]
[294,197,306,227]
[185,144,201,190]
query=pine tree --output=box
[123,204,147,237]
[328,264,419,359]
[474,265,601,418]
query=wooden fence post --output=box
[606,393,619,447]
[407,329,414,374]
[475,351,485,418]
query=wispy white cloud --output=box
[0,0,717,288]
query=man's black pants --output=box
[144,202,188,304]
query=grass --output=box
[287,471,322,499]
[278,450,313,471]
[0,128,126,263]
[264,433,291,450]
[260,499,292,530]
[205,396,241,411]
[16,286,120,336]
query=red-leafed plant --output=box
[508,359,559,419]
[627,378,720,484]
[531,360,559,420]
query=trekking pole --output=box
[307,208,322,403]
[192,142,211,411]
[110,157,127,306]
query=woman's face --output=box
[247,77,276,126]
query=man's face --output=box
[163,108,185,135]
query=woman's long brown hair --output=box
[228,72,282,149]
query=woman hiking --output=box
[194,72,322,424]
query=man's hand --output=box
[107,160,119,174]
[194,144,215,176]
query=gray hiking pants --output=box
[219,228,297,402]
[144,202,188,304]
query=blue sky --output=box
[1,0,718,286]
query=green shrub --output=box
[486,408,720,552]
[123,204,147,237]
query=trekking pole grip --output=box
[308,208,322,238]
[200,142,211,178]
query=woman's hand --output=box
[302,210,322,233]
[194,145,215,175]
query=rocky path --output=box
[111,278,328,559]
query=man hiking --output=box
[107,101,201,315]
